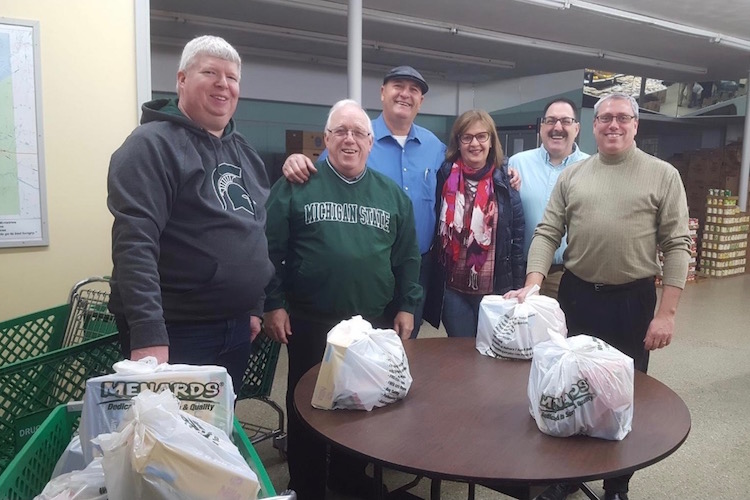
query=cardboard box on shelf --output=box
[286,130,325,153]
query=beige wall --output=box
[1,1,138,318]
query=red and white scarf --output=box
[439,159,496,290]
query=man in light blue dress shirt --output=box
[509,97,589,300]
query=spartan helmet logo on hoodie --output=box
[212,163,256,215]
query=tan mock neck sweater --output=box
[527,145,692,288]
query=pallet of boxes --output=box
[699,189,749,278]
[286,129,325,163]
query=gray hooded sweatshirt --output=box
[107,98,274,350]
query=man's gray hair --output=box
[594,92,639,120]
[325,99,374,135]
[178,35,242,78]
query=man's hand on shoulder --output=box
[282,153,318,184]
[131,345,168,364]
[508,167,522,191]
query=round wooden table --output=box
[294,338,690,499]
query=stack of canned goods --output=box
[699,188,748,278]
[706,188,738,206]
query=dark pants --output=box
[410,250,433,338]
[558,271,657,494]
[286,314,389,499]
[116,312,252,396]
[441,287,483,338]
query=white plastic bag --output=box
[93,390,259,500]
[311,316,412,411]
[51,435,86,478]
[79,357,235,464]
[528,333,634,440]
[477,285,567,359]
[35,457,107,500]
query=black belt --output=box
[567,272,654,293]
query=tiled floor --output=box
[237,273,750,499]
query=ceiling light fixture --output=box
[512,0,569,9]
[513,0,750,53]
[711,36,750,52]
[152,10,516,70]
[256,0,708,74]
[152,35,438,78]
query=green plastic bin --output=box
[0,404,277,499]
[237,334,286,453]
[0,334,123,473]
[0,305,69,367]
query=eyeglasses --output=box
[595,114,636,124]
[326,127,371,140]
[458,132,491,144]
[541,117,577,126]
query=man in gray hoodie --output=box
[107,35,274,393]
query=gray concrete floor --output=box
[236,274,750,499]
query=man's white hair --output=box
[177,35,241,91]
[594,92,639,120]
[325,99,374,135]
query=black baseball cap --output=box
[383,66,429,94]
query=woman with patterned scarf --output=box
[424,109,525,337]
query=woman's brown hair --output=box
[445,109,504,167]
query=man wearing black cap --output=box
[282,66,445,338]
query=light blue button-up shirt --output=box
[509,144,589,265]
[321,114,446,253]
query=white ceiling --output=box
[150,0,750,85]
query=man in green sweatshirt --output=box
[508,92,691,500]
[264,99,422,500]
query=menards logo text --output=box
[99,380,222,400]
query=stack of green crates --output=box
[0,306,122,473]
[0,405,277,499]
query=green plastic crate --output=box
[237,334,286,450]
[238,334,281,402]
[0,305,69,367]
[0,334,123,473]
[0,404,277,499]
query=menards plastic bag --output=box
[79,357,235,464]
[528,333,634,441]
[477,285,567,360]
[35,458,107,500]
[93,390,259,500]
[311,315,412,411]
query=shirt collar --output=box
[373,113,420,143]
[325,158,367,184]
[540,143,581,167]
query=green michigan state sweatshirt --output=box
[264,159,422,321]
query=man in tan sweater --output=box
[507,92,691,500]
